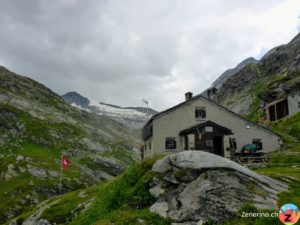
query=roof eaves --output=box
[143,94,204,128]
[200,96,281,137]
[179,120,233,135]
[143,94,280,137]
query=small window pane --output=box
[166,138,176,150]
[195,109,206,118]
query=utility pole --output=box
[142,99,149,118]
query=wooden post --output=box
[274,103,278,121]
[60,153,63,194]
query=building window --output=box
[298,102,300,108]
[229,138,237,150]
[205,126,213,132]
[252,139,263,150]
[206,140,213,147]
[195,108,206,119]
[165,138,176,150]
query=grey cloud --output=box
[0,0,299,111]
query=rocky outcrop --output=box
[61,91,90,108]
[149,151,288,225]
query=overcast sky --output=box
[0,0,300,111]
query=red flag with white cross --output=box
[62,156,71,170]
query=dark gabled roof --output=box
[143,94,280,137]
[179,120,233,135]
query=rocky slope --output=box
[211,32,300,118]
[0,66,140,224]
[62,92,157,130]
[212,57,258,89]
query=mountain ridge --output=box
[62,91,158,129]
[212,57,258,88]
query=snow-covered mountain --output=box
[62,92,157,129]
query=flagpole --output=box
[60,153,63,194]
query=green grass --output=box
[245,81,265,122]
[15,157,168,225]
[94,209,169,225]
[21,143,60,160]
[70,157,170,225]
[38,185,99,224]
[101,142,135,165]
[0,142,85,224]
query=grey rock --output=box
[82,138,107,152]
[150,151,288,224]
[48,170,59,178]
[149,202,169,218]
[149,186,165,198]
[22,199,60,225]
[153,151,287,192]
[78,191,87,198]
[94,156,125,175]
[16,155,24,161]
[8,163,15,170]
[25,157,33,162]
[152,157,171,173]
[37,219,51,225]
[71,198,96,218]
[96,170,115,180]
[28,167,47,178]
[5,164,18,180]
[18,166,26,173]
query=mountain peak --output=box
[212,57,258,88]
[62,91,90,108]
[289,32,300,44]
[61,91,157,129]
[236,57,258,69]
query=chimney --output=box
[185,92,193,101]
[207,87,217,99]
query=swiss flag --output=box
[62,156,71,170]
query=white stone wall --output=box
[143,137,153,158]
[149,97,280,157]
[287,93,300,116]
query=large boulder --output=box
[150,151,288,225]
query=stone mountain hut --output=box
[142,92,281,159]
